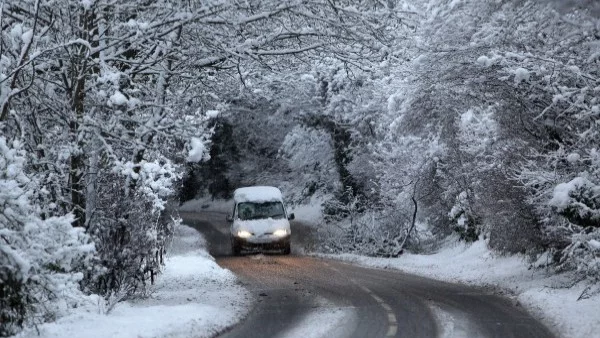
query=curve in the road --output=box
[180,211,555,338]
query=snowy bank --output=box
[289,196,324,226]
[327,238,599,338]
[14,224,250,338]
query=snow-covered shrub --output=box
[448,191,480,242]
[558,231,600,295]
[549,177,600,228]
[319,195,440,257]
[302,114,366,203]
[0,138,94,335]
[85,156,180,300]
[319,207,410,257]
[530,175,600,285]
[315,123,448,256]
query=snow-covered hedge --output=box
[0,138,94,335]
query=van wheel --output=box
[231,239,242,256]
[282,243,291,255]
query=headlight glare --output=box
[237,230,252,238]
[273,229,288,237]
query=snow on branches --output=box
[1,0,406,332]
[0,138,94,335]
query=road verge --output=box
[322,238,599,338]
[13,223,251,338]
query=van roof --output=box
[233,186,283,203]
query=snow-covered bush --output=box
[448,191,480,242]
[0,138,94,335]
[549,177,600,228]
[319,207,412,257]
[84,153,181,300]
[558,231,600,292]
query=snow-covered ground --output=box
[289,196,325,225]
[14,224,250,338]
[328,238,599,338]
[281,303,356,338]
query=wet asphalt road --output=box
[180,211,556,338]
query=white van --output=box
[227,186,294,255]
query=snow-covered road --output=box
[182,211,555,338]
[331,238,600,338]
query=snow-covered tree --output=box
[1,0,408,332]
[269,0,598,268]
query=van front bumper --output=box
[233,235,290,250]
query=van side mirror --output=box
[288,213,295,220]
[226,215,233,222]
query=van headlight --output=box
[273,229,288,237]
[237,230,252,238]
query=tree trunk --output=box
[395,196,418,257]
[70,66,86,227]
[69,6,98,227]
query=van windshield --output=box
[237,201,285,220]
